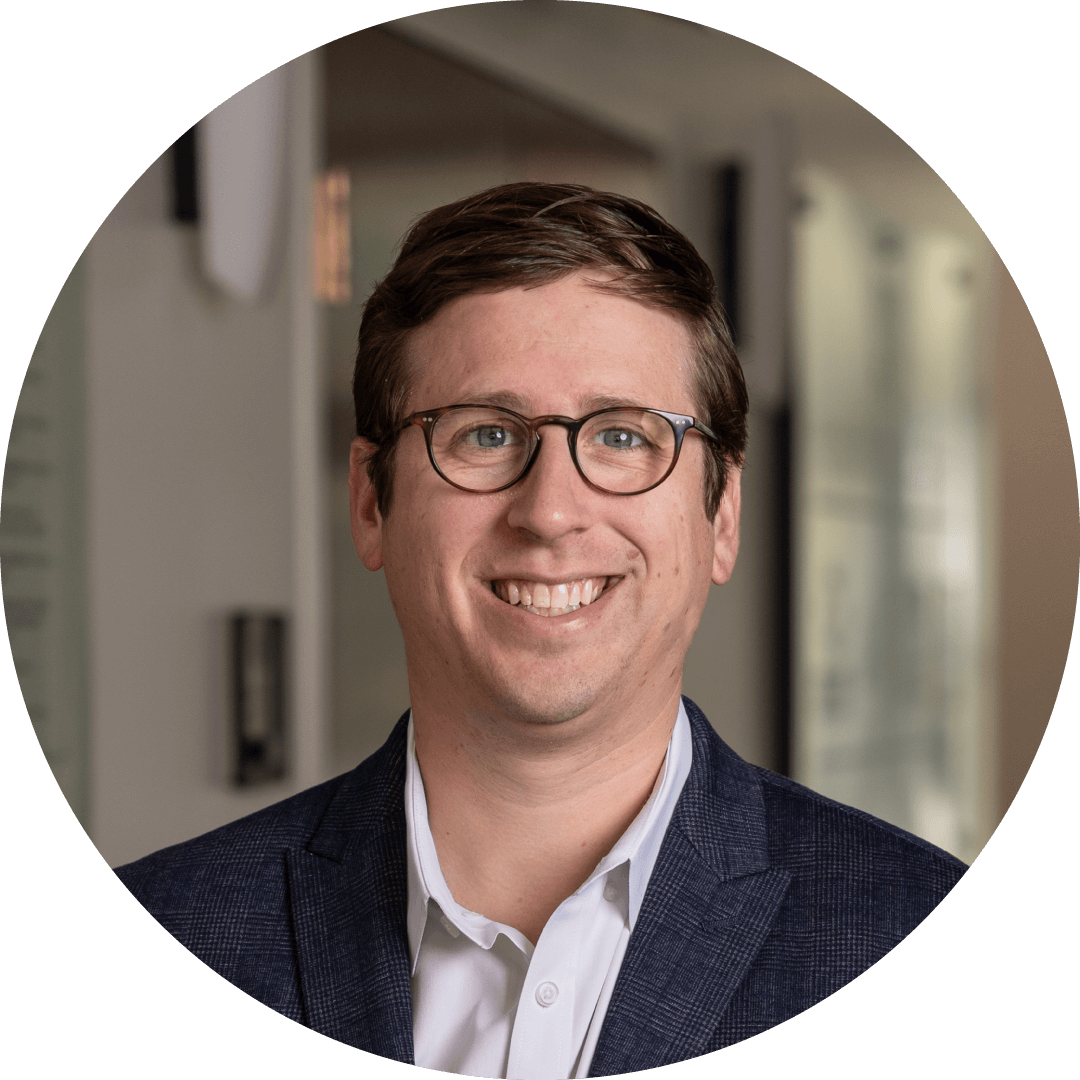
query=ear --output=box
[711,466,741,586]
[349,437,385,571]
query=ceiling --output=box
[324,26,654,166]
[386,3,987,242]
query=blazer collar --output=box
[587,697,792,1076]
[282,700,789,1073]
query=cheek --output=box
[384,492,491,600]
[641,486,714,579]
[654,515,715,617]
[380,508,441,620]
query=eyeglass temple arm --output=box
[694,418,718,441]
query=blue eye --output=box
[596,427,644,449]
[468,425,512,448]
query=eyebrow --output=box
[457,391,648,415]
[579,393,646,412]
[461,390,533,412]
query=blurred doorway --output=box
[792,169,994,862]
[320,27,664,772]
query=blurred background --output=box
[3,4,1075,870]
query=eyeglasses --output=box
[400,404,718,496]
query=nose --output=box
[504,425,596,541]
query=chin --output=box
[479,677,600,728]
[461,644,639,730]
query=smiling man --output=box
[118,183,966,1077]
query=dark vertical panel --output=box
[172,126,199,223]
[714,163,742,346]
[712,159,792,776]
[231,612,289,786]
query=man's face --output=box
[350,272,740,732]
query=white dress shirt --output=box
[405,701,693,1080]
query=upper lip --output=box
[483,573,620,584]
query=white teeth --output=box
[491,577,610,616]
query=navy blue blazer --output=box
[117,699,966,1073]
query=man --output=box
[117,183,965,1077]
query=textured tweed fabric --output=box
[116,699,966,1074]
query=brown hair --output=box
[353,182,747,517]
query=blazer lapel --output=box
[589,700,792,1076]
[281,702,787,1072]
[286,715,415,1064]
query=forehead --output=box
[405,273,698,414]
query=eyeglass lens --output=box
[428,407,678,494]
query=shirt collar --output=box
[404,700,693,973]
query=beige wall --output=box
[85,169,293,866]
[993,261,1079,818]
[85,57,327,867]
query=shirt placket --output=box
[505,897,584,1080]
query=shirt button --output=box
[604,882,619,902]
[535,981,559,1007]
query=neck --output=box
[412,685,682,944]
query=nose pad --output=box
[505,426,593,539]
[520,427,580,490]
[517,423,577,484]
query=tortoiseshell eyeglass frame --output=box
[399,404,718,496]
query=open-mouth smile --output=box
[487,576,618,617]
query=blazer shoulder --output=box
[111,716,411,1028]
[752,764,967,892]
[114,772,349,902]
[115,711,411,905]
